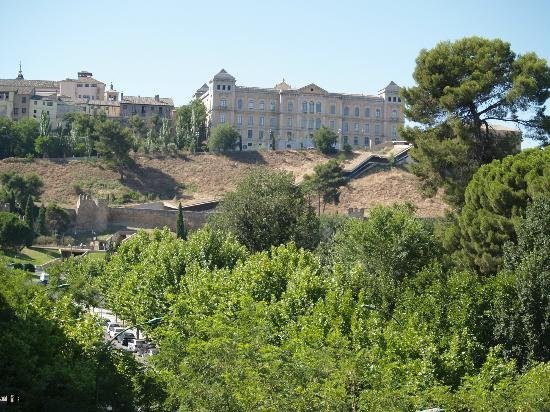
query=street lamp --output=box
[25,283,70,319]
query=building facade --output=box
[196,69,404,150]
[58,71,106,101]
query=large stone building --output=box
[196,69,405,150]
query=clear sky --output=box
[1,0,549,145]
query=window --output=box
[398,97,401,102]
[376,108,381,118]
[85,84,89,87]
[301,118,307,129]
[237,114,242,125]
[270,101,276,111]
[248,115,253,125]
[34,101,37,105]
[353,136,358,145]
[387,96,391,101]
[343,122,349,133]
[22,97,26,103]
[228,85,231,91]
[287,131,292,140]
[217,85,221,90]
[222,85,226,90]
[302,102,308,113]
[329,120,335,130]
[78,95,82,98]
[91,84,97,87]
[33,109,36,113]
[13,108,18,115]
[315,118,321,129]
[393,96,397,102]
[259,100,265,111]
[259,116,265,126]
[364,137,370,146]
[375,137,381,145]
[288,101,293,112]
[248,99,254,110]
[391,109,397,119]
[316,102,321,113]
[259,130,264,140]
[375,124,381,136]
[237,99,243,110]
[365,124,370,134]
[287,117,293,128]
[330,104,336,115]
[220,114,225,123]
[220,98,227,107]
[77,83,83,87]
[354,106,359,117]
[343,106,349,116]
[47,102,53,107]
[308,118,314,129]
[22,108,26,114]
[353,122,359,132]
[391,125,397,139]
[270,117,276,127]
[141,106,146,114]
[365,107,370,117]
[343,136,348,144]
[248,129,253,139]
[309,101,314,113]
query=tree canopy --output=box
[312,126,338,154]
[208,123,240,152]
[401,36,550,206]
[94,119,133,180]
[302,159,347,214]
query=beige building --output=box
[58,71,106,101]
[196,69,404,150]
[119,94,174,120]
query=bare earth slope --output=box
[0,152,447,217]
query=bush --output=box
[0,212,34,251]
[312,126,337,154]
[23,263,35,272]
[208,124,239,152]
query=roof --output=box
[0,83,34,94]
[212,69,235,81]
[0,78,58,89]
[61,77,105,85]
[121,96,174,106]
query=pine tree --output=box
[24,195,34,232]
[37,205,47,235]
[176,202,187,240]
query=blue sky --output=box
[1,0,549,145]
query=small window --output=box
[392,125,397,139]
[329,120,335,129]
[270,101,276,111]
[301,118,307,129]
[248,99,254,110]
[91,83,97,87]
[259,130,264,140]
[354,122,359,131]
[237,99,243,110]
[393,96,397,102]
[343,122,349,133]
[228,85,231,91]
[343,106,349,116]
[222,85,226,90]
[220,99,227,107]
[392,109,397,119]
[248,115,253,125]
[270,117,276,127]
[237,114,242,125]
[376,108,381,118]
[13,108,19,115]
[220,114,226,123]
[34,101,37,105]
[398,97,402,102]
[22,108,26,114]
[364,136,370,146]
[308,118,314,129]
[248,142,252,147]
[302,102,308,113]
[353,136,358,145]
[330,104,336,115]
[22,97,27,103]
[365,124,370,134]
[288,101,293,112]
[365,108,370,117]
[85,84,89,87]
[315,118,321,129]
[33,109,36,113]
[47,102,53,107]
[247,129,253,139]
[217,85,221,90]
[287,117,292,128]
[259,116,265,126]
[354,107,359,117]
[77,83,83,87]
[316,102,321,113]
[308,101,314,113]
[343,136,348,144]
[375,124,381,135]
[287,131,292,140]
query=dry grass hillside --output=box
[0,152,447,217]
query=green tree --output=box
[128,115,147,152]
[456,148,550,274]
[211,169,320,251]
[45,204,70,235]
[68,112,97,157]
[12,118,40,158]
[0,171,43,214]
[23,195,34,232]
[176,202,188,240]
[36,204,47,235]
[0,212,33,250]
[302,159,347,214]
[94,119,133,180]
[208,124,239,152]
[312,126,337,154]
[401,36,550,206]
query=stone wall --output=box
[107,207,209,231]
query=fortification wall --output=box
[107,207,209,231]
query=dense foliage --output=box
[312,126,338,154]
[0,212,33,251]
[402,36,550,206]
[302,159,347,214]
[207,123,240,152]
[210,170,320,251]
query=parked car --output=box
[128,339,147,353]
[106,323,120,334]
[145,343,159,356]
[118,332,136,346]
[110,327,125,339]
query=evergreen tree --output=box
[176,202,187,240]
[24,195,34,232]
[37,204,47,235]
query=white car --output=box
[110,327,125,339]
[106,323,120,334]
[128,339,146,352]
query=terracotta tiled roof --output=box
[121,96,174,106]
[0,79,58,89]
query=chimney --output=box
[154,94,160,102]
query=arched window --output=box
[354,106,359,117]
[343,106,349,116]
[391,109,397,119]
[237,99,243,110]
[309,101,314,113]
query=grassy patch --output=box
[1,247,61,266]
[83,252,106,262]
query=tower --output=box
[16,61,24,80]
